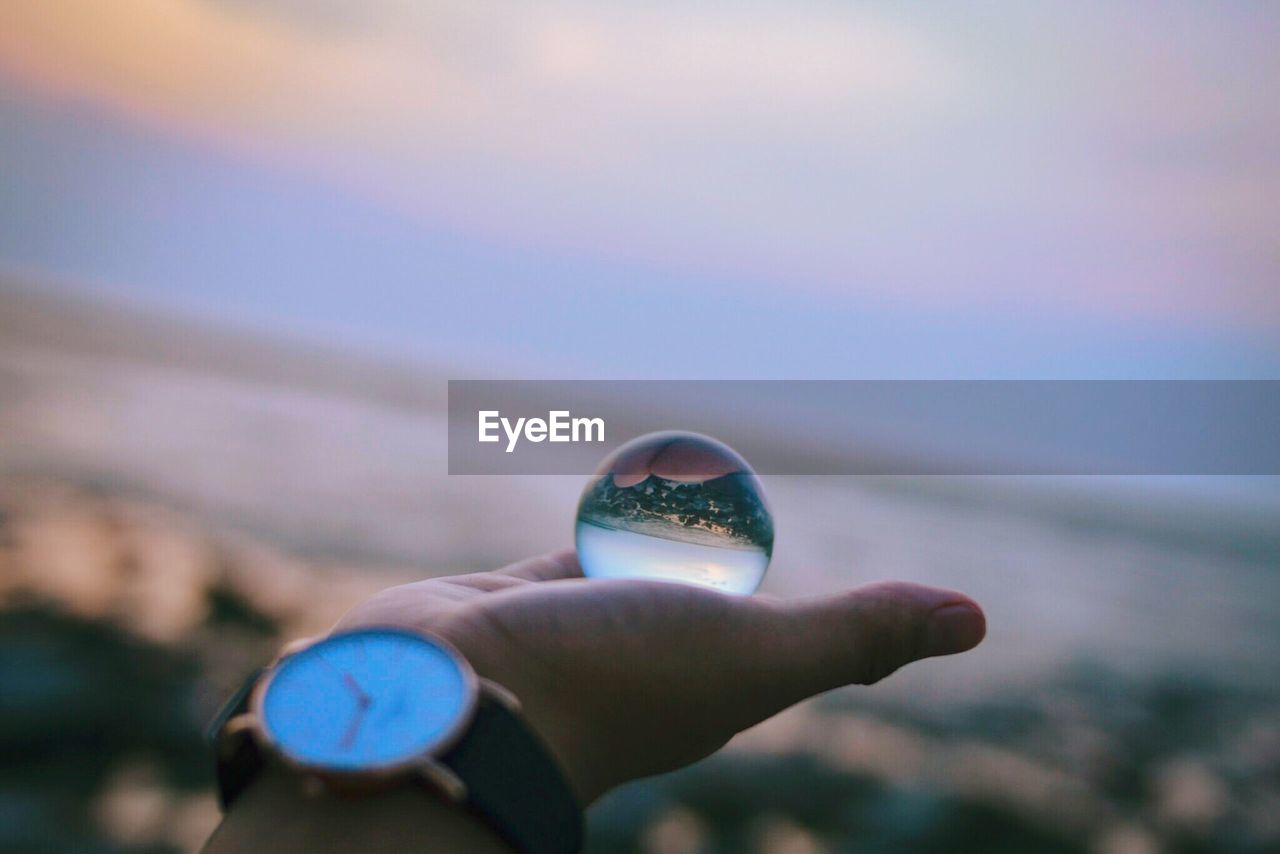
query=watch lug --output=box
[215,713,259,763]
[277,635,319,659]
[418,760,468,803]
[222,713,257,738]
[479,678,522,713]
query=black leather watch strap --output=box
[439,692,583,854]
[209,667,263,811]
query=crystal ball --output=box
[575,431,773,595]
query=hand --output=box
[335,550,985,805]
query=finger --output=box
[649,436,742,483]
[609,438,667,488]
[772,581,985,696]
[608,432,745,487]
[491,549,584,582]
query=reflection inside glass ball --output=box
[575,432,773,595]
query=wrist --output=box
[205,764,512,853]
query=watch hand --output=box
[342,672,372,707]
[338,671,372,750]
[338,703,367,750]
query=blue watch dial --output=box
[260,628,473,770]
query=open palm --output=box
[334,550,985,805]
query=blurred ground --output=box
[3,476,1278,853]
[2,289,1279,852]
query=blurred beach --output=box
[2,287,1278,852]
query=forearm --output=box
[202,766,513,854]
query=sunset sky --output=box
[2,1,1278,377]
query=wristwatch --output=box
[209,626,583,853]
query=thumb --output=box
[769,581,986,697]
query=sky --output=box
[1,1,1278,378]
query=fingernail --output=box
[923,603,985,656]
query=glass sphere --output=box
[575,432,773,595]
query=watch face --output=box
[258,627,475,771]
